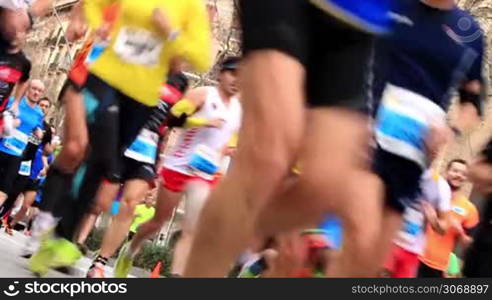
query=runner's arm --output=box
[154,0,212,72]
[66,0,88,42]
[10,57,31,111]
[169,87,220,128]
[454,30,486,132]
[422,202,448,235]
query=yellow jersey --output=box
[84,0,212,106]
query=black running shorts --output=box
[240,0,373,110]
[372,146,423,213]
[122,157,156,185]
[23,178,40,192]
[0,151,22,194]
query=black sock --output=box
[90,255,108,270]
[38,166,75,217]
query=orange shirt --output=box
[419,195,479,271]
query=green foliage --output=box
[133,243,172,277]
[85,228,173,277]
[85,227,105,252]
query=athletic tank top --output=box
[163,87,242,175]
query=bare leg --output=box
[184,50,305,277]
[0,192,8,207]
[10,191,37,227]
[254,108,382,277]
[129,185,181,255]
[93,181,120,216]
[76,213,99,245]
[171,180,211,275]
[37,86,88,219]
[54,87,88,172]
[73,182,119,243]
[98,180,149,258]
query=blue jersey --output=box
[370,1,484,168]
[372,0,483,110]
[0,97,44,156]
[30,147,54,180]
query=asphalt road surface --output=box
[0,229,112,278]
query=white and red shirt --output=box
[163,86,241,175]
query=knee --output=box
[239,138,299,184]
[117,197,140,218]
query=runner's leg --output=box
[129,185,181,255]
[37,83,88,217]
[184,50,305,277]
[98,179,149,258]
[75,212,99,246]
[171,180,211,275]
[10,190,37,227]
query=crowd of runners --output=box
[0,0,491,278]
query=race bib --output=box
[3,129,28,155]
[18,160,31,176]
[375,84,446,168]
[399,206,425,245]
[113,27,164,66]
[86,42,108,65]
[124,128,159,165]
[188,145,220,180]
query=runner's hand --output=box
[206,118,225,128]
[422,201,437,223]
[424,122,453,160]
[66,18,88,42]
[449,217,464,235]
[39,168,47,177]
[95,23,111,41]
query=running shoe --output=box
[28,238,57,277]
[310,0,394,34]
[114,242,134,278]
[87,264,106,278]
[29,238,82,277]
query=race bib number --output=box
[18,160,31,176]
[375,84,446,168]
[113,27,164,66]
[124,128,159,165]
[399,207,424,245]
[188,145,220,180]
[3,129,28,155]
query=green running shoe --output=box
[28,238,57,277]
[49,239,83,269]
[114,242,134,278]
